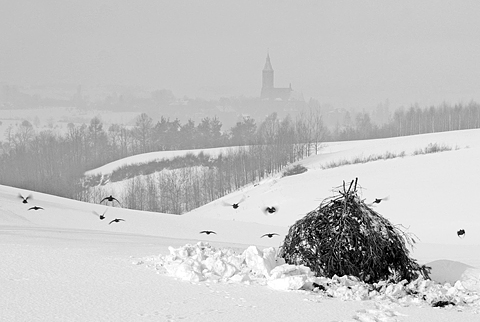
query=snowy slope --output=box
[184,129,480,265]
[0,184,285,249]
[84,146,238,177]
[2,129,480,321]
[78,128,480,265]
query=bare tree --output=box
[15,120,35,149]
[133,113,154,153]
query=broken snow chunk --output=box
[171,262,205,282]
[268,264,313,280]
[333,275,360,287]
[212,259,237,279]
[267,275,307,291]
[243,246,276,278]
[460,268,480,293]
[227,254,245,270]
[266,264,314,291]
[454,280,465,291]
[202,256,216,271]
[229,272,251,283]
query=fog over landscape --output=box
[2,1,480,321]
[2,0,480,109]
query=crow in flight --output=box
[261,233,279,238]
[100,195,122,206]
[457,229,466,238]
[109,218,125,225]
[223,195,246,209]
[28,206,44,211]
[200,230,216,235]
[373,196,389,204]
[92,209,108,220]
[19,193,32,204]
[262,206,279,215]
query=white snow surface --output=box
[84,146,239,176]
[2,128,480,321]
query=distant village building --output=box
[261,53,302,101]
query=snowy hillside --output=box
[84,128,480,265]
[2,129,480,321]
[184,129,480,266]
[84,146,236,177]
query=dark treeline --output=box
[0,109,325,201]
[1,101,480,210]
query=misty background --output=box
[1,1,480,213]
[2,0,480,109]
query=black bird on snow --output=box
[261,233,279,238]
[28,206,44,211]
[19,193,32,204]
[109,218,125,225]
[222,195,246,209]
[457,229,466,238]
[92,209,108,220]
[200,230,216,235]
[100,195,122,206]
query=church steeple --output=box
[262,52,274,90]
[260,52,294,100]
[263,52,273,71]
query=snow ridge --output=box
[137,242,480,321]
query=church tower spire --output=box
[260,52,294,101]
[262,52,274,91]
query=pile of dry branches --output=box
[279,178,430,283]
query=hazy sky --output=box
[2,0,480,109]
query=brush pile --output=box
[279,178,430,283]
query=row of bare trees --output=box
[389,102,480,136]
[79,143,309,214]
[332,101,480,141]
[0,109,326,202]
[78,110,327,213]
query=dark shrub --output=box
[279,178,430,283]
[282,164,308,177]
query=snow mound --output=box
[140,242,307,289]
[427,259,474,285]
[138,242,480,310]
[461,268,480,293]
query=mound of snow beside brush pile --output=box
[461,268,480,293]
[140,242,313,290]
[139,242,480,310]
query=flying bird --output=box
[262,205,279,215]
[457,229,466,238]
[18,193,32,204]
[261,233,279,238]
[200,230,216,235]
[373,196,389,204]
[92,209,108,220]
[109,218,125,225]
[222,195,246,209]
[100,195,122,206]
[28,206,44,211]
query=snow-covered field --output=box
[1,129,480,321]
[84,146,238,177]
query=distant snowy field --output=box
[1,129,480,321]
